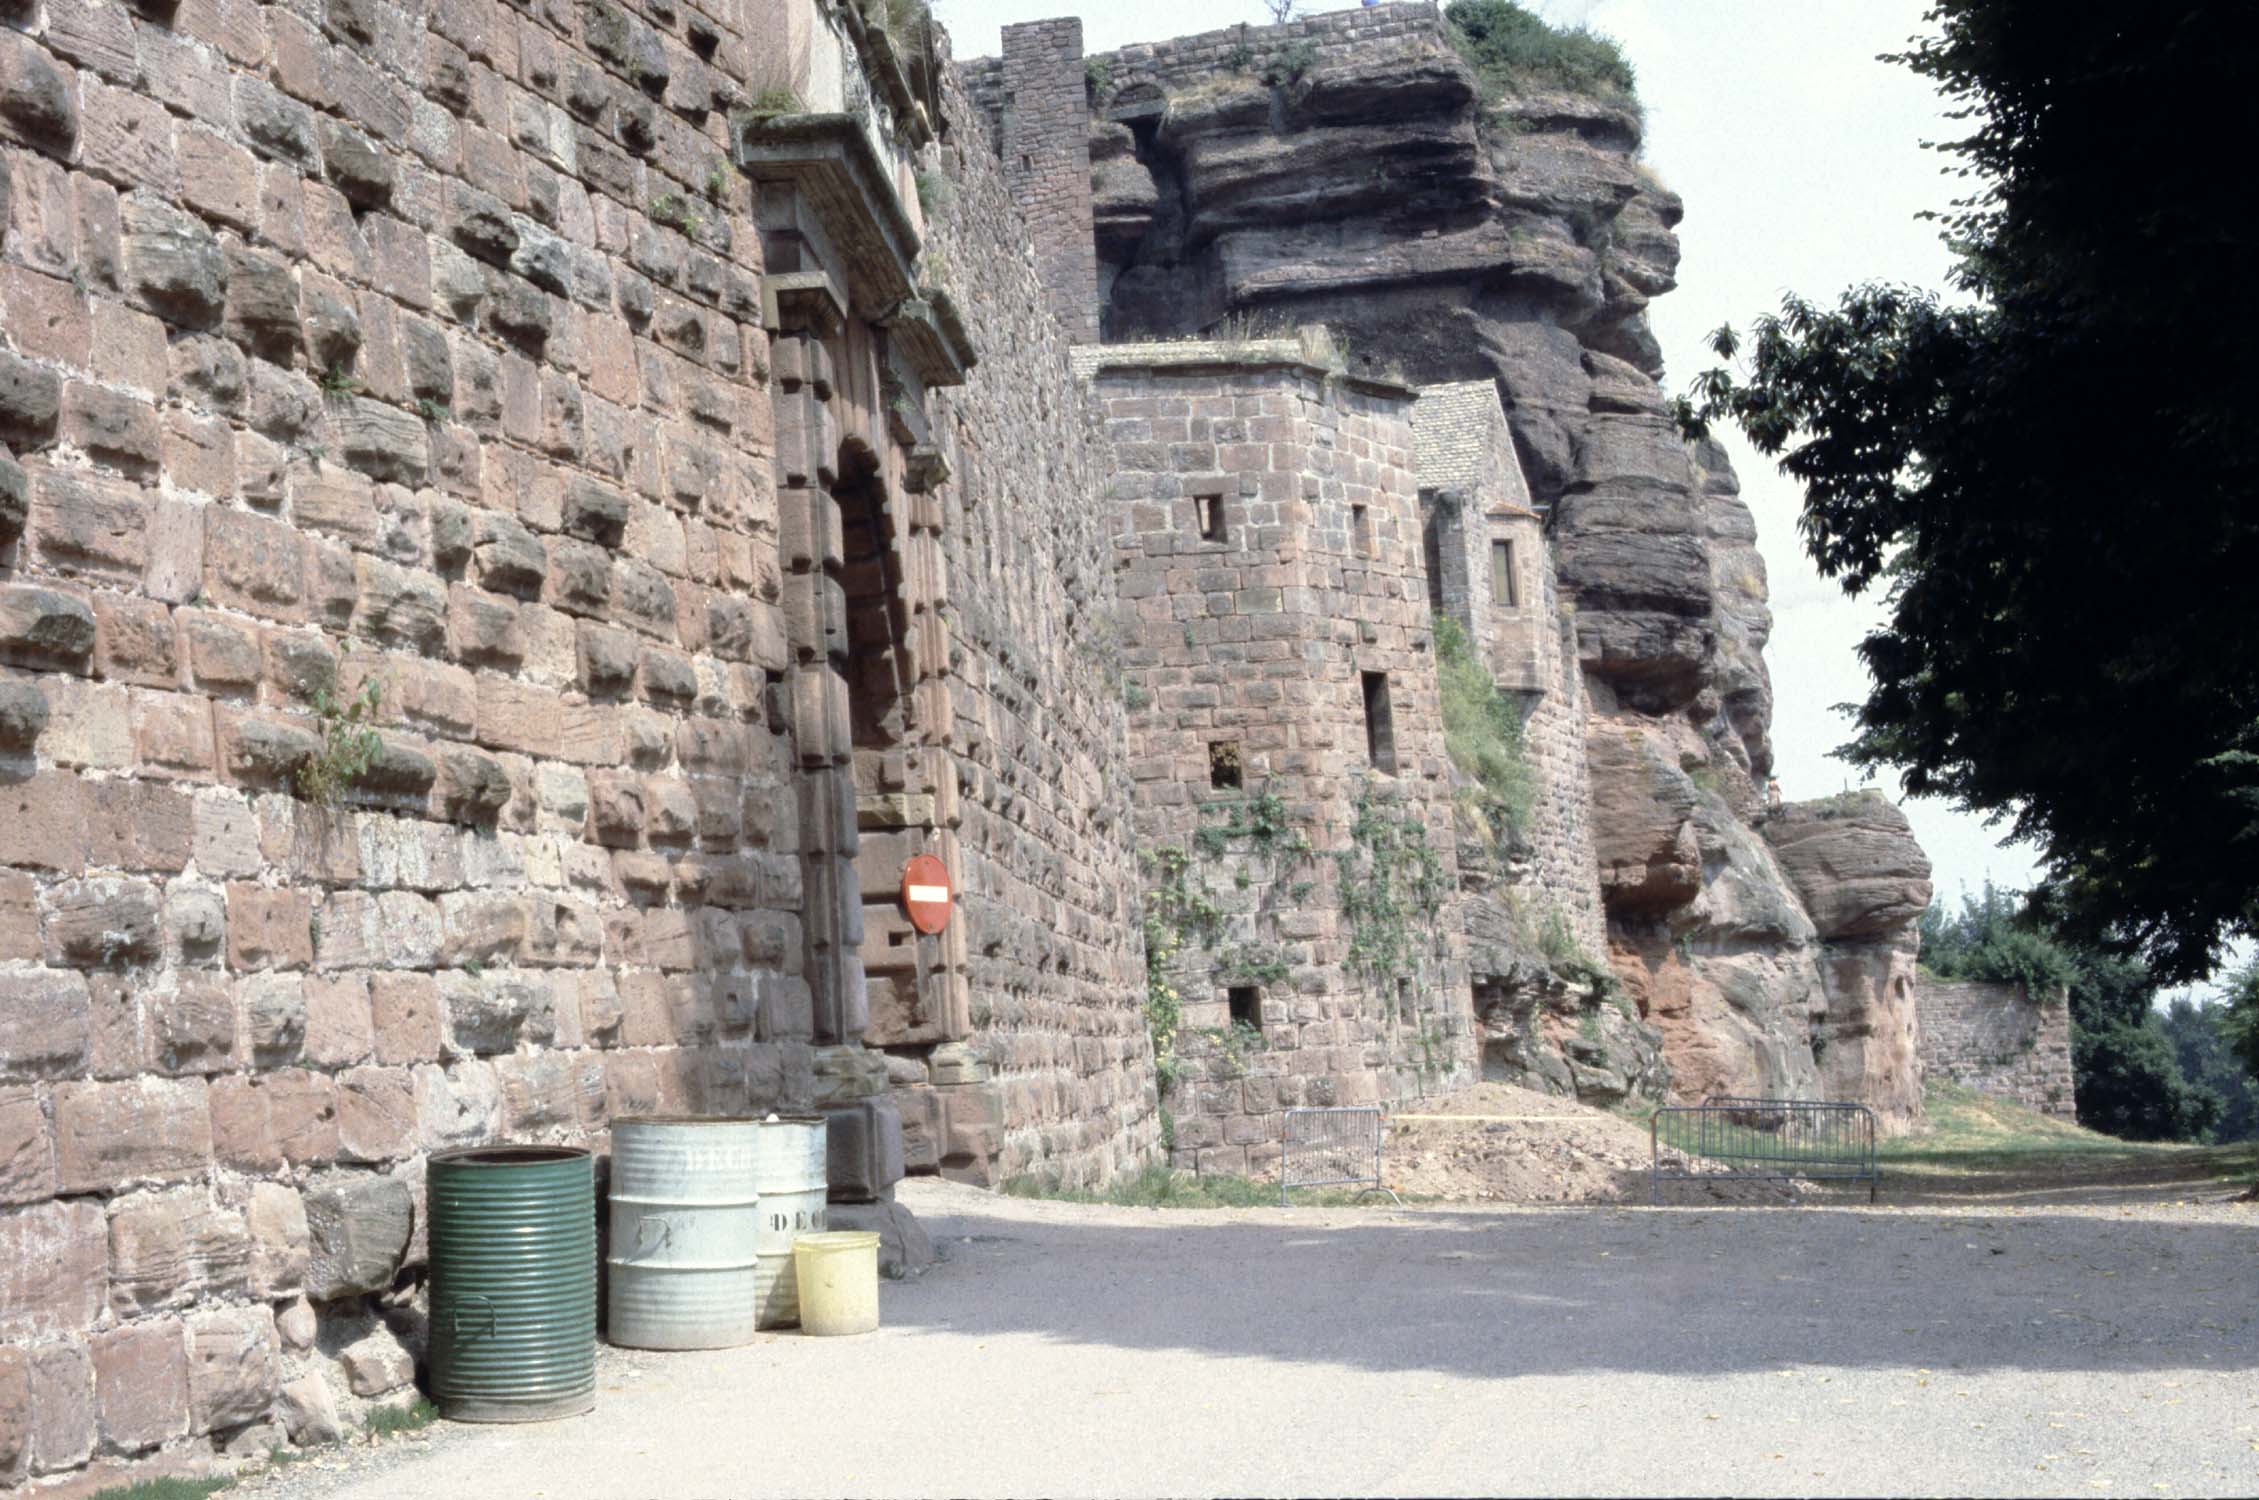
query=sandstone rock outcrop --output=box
[1766,793,1933,1123]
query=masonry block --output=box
[91,1319,189,1453]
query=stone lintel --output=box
[876,288,976,388]
[736,113,922,314]
[763,270,847,339]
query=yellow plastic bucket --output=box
[791,1231,881,1336]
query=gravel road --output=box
[266,1179,2258,1499]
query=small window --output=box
[1227,986,1261,1027]
[1351,503,1372,557]
[1209,740,1243,790]
[1196,494,1227,543]
[1491,539,1520,609]
[1362,671,1396,774]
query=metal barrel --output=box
[427,1145,596,1423]
[752,1115,829,1330]
[607,1117,763,1351]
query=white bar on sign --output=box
[906,885,950,903]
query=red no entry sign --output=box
[900,853,953,935]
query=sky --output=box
[937,0,2044,911]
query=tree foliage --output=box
[1919,882,2074,996]
[1684,3,2259,985]
[2160,993,2259,1144]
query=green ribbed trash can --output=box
[428,1146,597,1423]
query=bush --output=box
[1919,883,2077,994]
[1434,615,1533,847]
[2073,1019,2222,1142]
[1443,0,1637,106]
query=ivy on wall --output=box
[1335,782,1451,1005]
[1137,777,1462,1101]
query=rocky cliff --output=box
[1067,4,1931,1124]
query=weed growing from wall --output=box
[1335,782,1450,993]
[1138,788,1316,1096]
[1140,845,1225,1094]
[1434,615,1533,850]
[299,677,385,806]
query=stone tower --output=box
[1082,335,1472,1171]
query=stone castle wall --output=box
[987,17,1097,344]
[1412,382,1602,964]
[968,2,1448,103]
[0,0,1151,1484]
[1915,979,2075,1118]
[1086,342,1472,1173]
[2,0,797,1473]
[907,54,1154,1189]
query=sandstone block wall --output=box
[0,0,805,1473]
[977,2,1446,101]
[905,51,1154,1189]
[1915,979,2075,1118]
[990,18,1096,344]
[1086,341,1471,1173]
[1410,380,1602,963]
[0,0,1153,1482]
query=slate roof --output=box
[1409,379,1500,495]
[1412,378,1538,514]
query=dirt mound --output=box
[1383,1082,1791,1205]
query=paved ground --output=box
[273,1179,2258,1499]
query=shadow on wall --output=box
[885,1196,2258,1381]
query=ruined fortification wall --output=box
[909,56,1154,1189]
[984,17,1096,343]
[973,1,1940,1123]
[1915,979,2075,1118]
[1088,343,1471,1172]
[1411,381,1601,963]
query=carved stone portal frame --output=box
[737,114,977,1069]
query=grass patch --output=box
[91,1480,232,1500]
[366,1397,440,1439]
[1879,1082,2256,1180]
[1002,1164,1379,1209]
[1443,0,1637,108]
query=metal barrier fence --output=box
[1280,1107,1400,1207]
[1648,1096,1879,1204]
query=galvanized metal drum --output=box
[607,1117,763,1350]
[427,1146,596,1423]
[752,1115,829,1329]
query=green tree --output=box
[2159,995,2259,1144]
[1683,3,2259,986]
[2063,948,2219,1143]
[1919,882,2075,996]
[2218,960,2259,1115]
